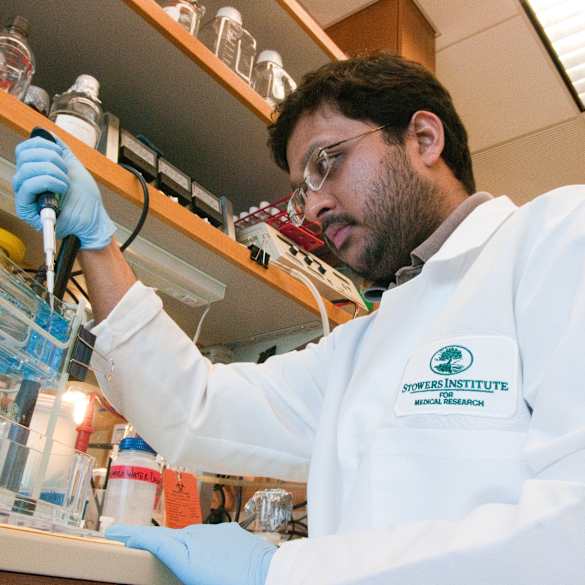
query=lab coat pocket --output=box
[365,427,531,528]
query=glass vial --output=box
[49,75,103,148]
[161,0,206,36]
[252,50,297,108]
[0,16,35,99]
[101,437,161,526]
[199,7,257,84]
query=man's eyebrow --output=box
[289,142,320,190]
[301,142,321,169]
[290,136,339,189]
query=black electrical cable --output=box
[118,164,150,252]
[65,288,79,303]
[70,275,90,301]
[234,483,243,522]
[69,164,150,280]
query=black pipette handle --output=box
[30,127,81,301]
[30,127,61,214]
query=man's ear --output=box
[408,110,445,167]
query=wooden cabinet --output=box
[326,0,435,71]
[0,0,352,346]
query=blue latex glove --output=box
[106,522,276,585]
[12,134,116,250]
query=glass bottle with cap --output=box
[101,436,161,526]
[49,74,103,148]
[199,7,257,84]
[160,0,206,36]
[23,85,50,116]
[252,50,297,108]
[0,15,35,99]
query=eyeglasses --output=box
[287,124,388,226]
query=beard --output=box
[328,146,444,283]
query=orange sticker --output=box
[163,469,202,529]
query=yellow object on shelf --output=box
[0,227,26,265]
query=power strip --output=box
[238,222,367,311]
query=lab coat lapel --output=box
[428,195,518,264]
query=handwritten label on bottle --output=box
[109,465,161,485]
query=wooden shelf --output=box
[0,92,352,345]
[2,0,342,213]
[122,0,345,121]
[0,1,355,345]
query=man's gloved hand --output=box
[12,134,116,250]
[106,522,277,585]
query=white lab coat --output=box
[94,186,585,584]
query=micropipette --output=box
[30,128,60,310]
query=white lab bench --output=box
[0,524,181,584]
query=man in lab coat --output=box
[12,54,585,584]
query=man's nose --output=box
[304,186,337,224]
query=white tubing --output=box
[288,268,330,337]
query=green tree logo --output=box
[430,345,473,375]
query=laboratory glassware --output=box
[23,85,50,115]
[49,74,103,148]
[199,7,257,84]
[252,50,297,107]
[101,437,161,526]
[0,16,35,99]
[161,0,206,36]
[244,488,293,544]
[0,253,93,530]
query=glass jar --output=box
[199,7,257,84]
[161,0,206,36]
[49,75,103,148]
[23,85,50,116]
[252,50,297,108]
[102,437,161,525]
[0,16,35,99]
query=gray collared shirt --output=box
[364,192,494,302]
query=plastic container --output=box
[0,16,35,99]
[101,437,161,525]
[199,7,257,84]
[49,74,103,148]
[161,0,206,36]
[252,50,297,107]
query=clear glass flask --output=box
[199,7,257,84]
[252,50,297,108]
[160,0,206,36]
[0,16,35,99]
[49,75,103,148]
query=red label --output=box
[109,465,161,485]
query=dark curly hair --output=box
[267,53,476,194]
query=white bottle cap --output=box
[216,6,242,25]
[256,50,283,67]
[71,75,100,100]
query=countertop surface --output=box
[0,523,181,584]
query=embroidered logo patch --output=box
[395,336,519,418]
[429,345,473,376]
